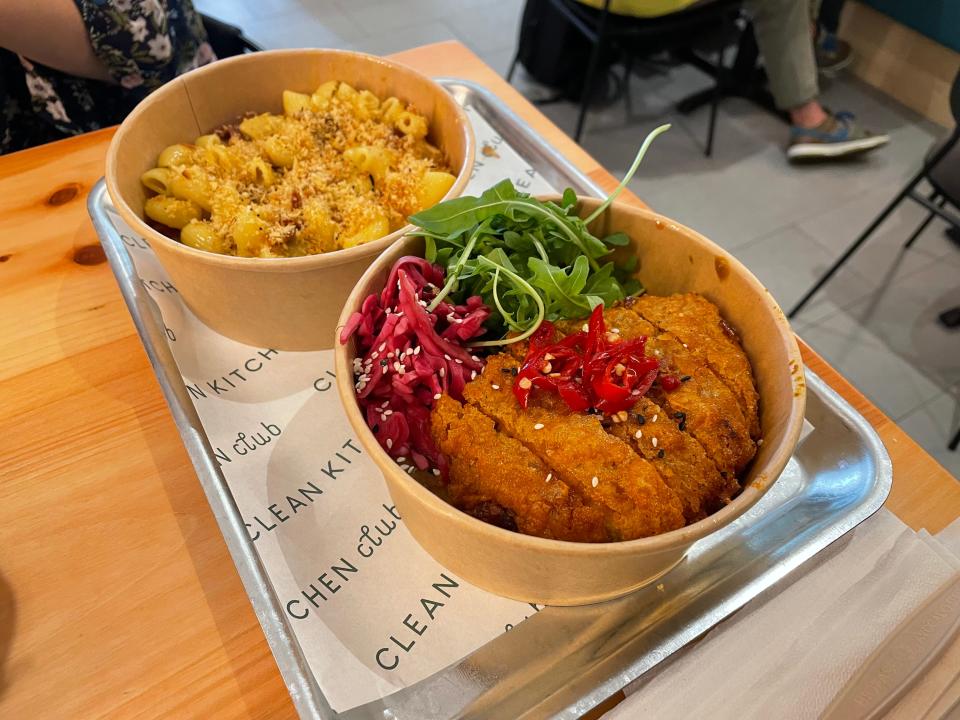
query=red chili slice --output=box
[513,303,666,415]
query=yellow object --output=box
[156,144,194,168]
[180,220,223,253]
[138,82,453,257]
[144,196,202,229]
[341,215,390,248]
[418,170,456,209]
[575,0,698,18]
[282,90,312,116]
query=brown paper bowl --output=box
[335,197,806,605]
[105,49,474,350]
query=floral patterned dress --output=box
[0,0,215,154]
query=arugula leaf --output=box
[604,231,630,247]
[407,124,669,345]
[528,255,593,319]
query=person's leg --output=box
[744,0,820,114]
[815,0,853,72]
[744,0,888,160]
[818,0,845,35]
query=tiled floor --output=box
[195,0,960,479]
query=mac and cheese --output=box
[140,81,456,258]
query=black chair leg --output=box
[506,50,520,82]
[573,6,610,143]
[904,194,946,249]
[788,171,928,318]
[623,53,635,119]
[574,48,602,142]
[704,47,726,158]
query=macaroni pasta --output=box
[140,81,456,257]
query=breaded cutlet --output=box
[627,294,761,440]
[462,352,686,540]
[607,396,740,522]
[560,306,756,477]
[431,395,608,542]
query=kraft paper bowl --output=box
[106,49,474,350]
[335,197,806,605]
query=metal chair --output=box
[788,68,960,451]
[507,0,743,155]
[789,68,960,321]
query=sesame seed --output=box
[433,468,441,476]
[406,348,414,355]
[381,401,389,408]
[652,437,658,447]
[455,358,463,364]
[439,368,446,377]
[491,384,500,390]
[378,343,386,352]
[433,393,441,400]
[652,414,658,423]
[582,323,589,332]
[444,354,451,360]
[518,377,532,390]
[386,439,393,449]
[545,473,552,482]
[534,423,545,430]
[414,346,421,355]
[591,476,599,487]
[635,429,642,439]
[682,343,688,348]
[541,361,553,374]
[396,456,406,463]
[544,353,555,361]
[471,370,477,379]
[383,409,393,416]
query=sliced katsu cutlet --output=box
[578,306,756,477]
[627,294,761,439]
[462,352,685,540]
[431,395,608,542]
[607,396,740,522]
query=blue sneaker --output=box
[787,111,890,161]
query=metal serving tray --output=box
[88,78,892,719]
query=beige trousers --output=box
[743,0,820,110]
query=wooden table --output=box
[1,41,957,720]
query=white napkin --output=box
[609,510,960,720]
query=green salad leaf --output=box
[408,123,670,345]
